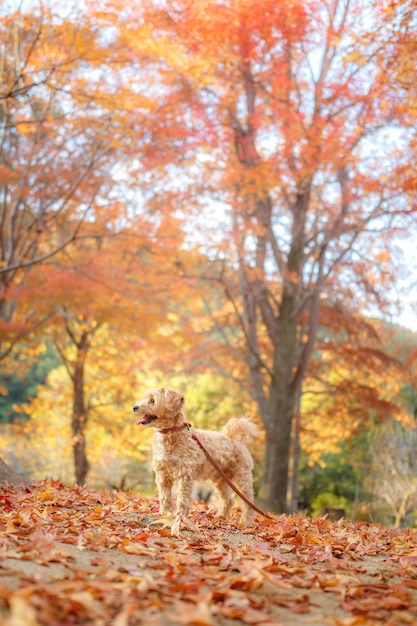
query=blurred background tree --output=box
[1,0,417,524]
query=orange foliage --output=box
[1,0,417,509]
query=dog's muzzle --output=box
[133,405,158,426]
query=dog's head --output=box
[133,387,185,429]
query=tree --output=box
[0,2,123,361]
[300,316,406,459]
[0,343,59,423]
[10,210,199,483]
[0,0,118,478]
[102,0,417,512]
[3,0,417,507]
[0,0,179,478]
[369,418,417,527]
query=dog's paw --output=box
[159,507,173,516]
[171,513,182,536]
[236,516,256,529]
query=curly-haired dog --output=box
[133,386,259,526]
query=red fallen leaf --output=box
[200,545,233,568]
[118,542,156,556]
[382,596,413,610]
[90,556,109,566]
[170,600,214,625]
[285,575,315,589]
[333,617,368,625]
[133,533,150,542]
[386,612,417,624]
[28,525,57,556]
[167,581,208,595]
[185,542,213,552]
[112,602,138,626]
[257,517,276,527]
[68,590,108,620]
[341,592,413,613]
[403,579,417,590]
[250,540,290,562]
[218,602,280,625]
[263,563,306,576]
[0,495,14,511]
[192,512,211,525]
[6,591,39,626]
[148,597,165,610]
[217,605,247,620]
[31,508,49,521]
[303,533,323,545]
[229,573,263,592]
[5,517,23,533]
[203,554,222,565]
[162,551,199,567]
[290,595,312,614]
[398,553,417,561]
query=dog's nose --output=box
[133,406,139,413]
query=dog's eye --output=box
[149,398,155,405]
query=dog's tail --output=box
[221,417,259,443]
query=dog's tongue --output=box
[136,415,158,426]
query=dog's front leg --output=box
[175,475,193,517]
[155,473,173,515]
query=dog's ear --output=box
[173,390,184,410]
[165,388,184,412]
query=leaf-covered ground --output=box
[1,482,417,625]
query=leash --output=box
[185,424,272,520]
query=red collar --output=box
[158,423,190,435]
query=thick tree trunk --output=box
[229,61,323,515]
[71,333,90,484]
[259,189,310,513]
[289,405,301,514]
[261,380,297,512]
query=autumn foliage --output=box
[0,0,417,519]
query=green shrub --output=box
[310,492,349,518]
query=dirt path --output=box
[1,482,417,625]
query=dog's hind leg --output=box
[232,470,255,526]
[214,479,234,519]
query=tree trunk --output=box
[227,59,323,515]
[259,189,310,513]
[289,402,301,514]
[262,383,297,512]
[71,333,90,484]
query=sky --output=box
[393,243,417,331]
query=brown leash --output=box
[186,424,272,520]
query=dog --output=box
[133,386,259,526]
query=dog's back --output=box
[220,417,259,443]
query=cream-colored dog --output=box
[133,386,259,526]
